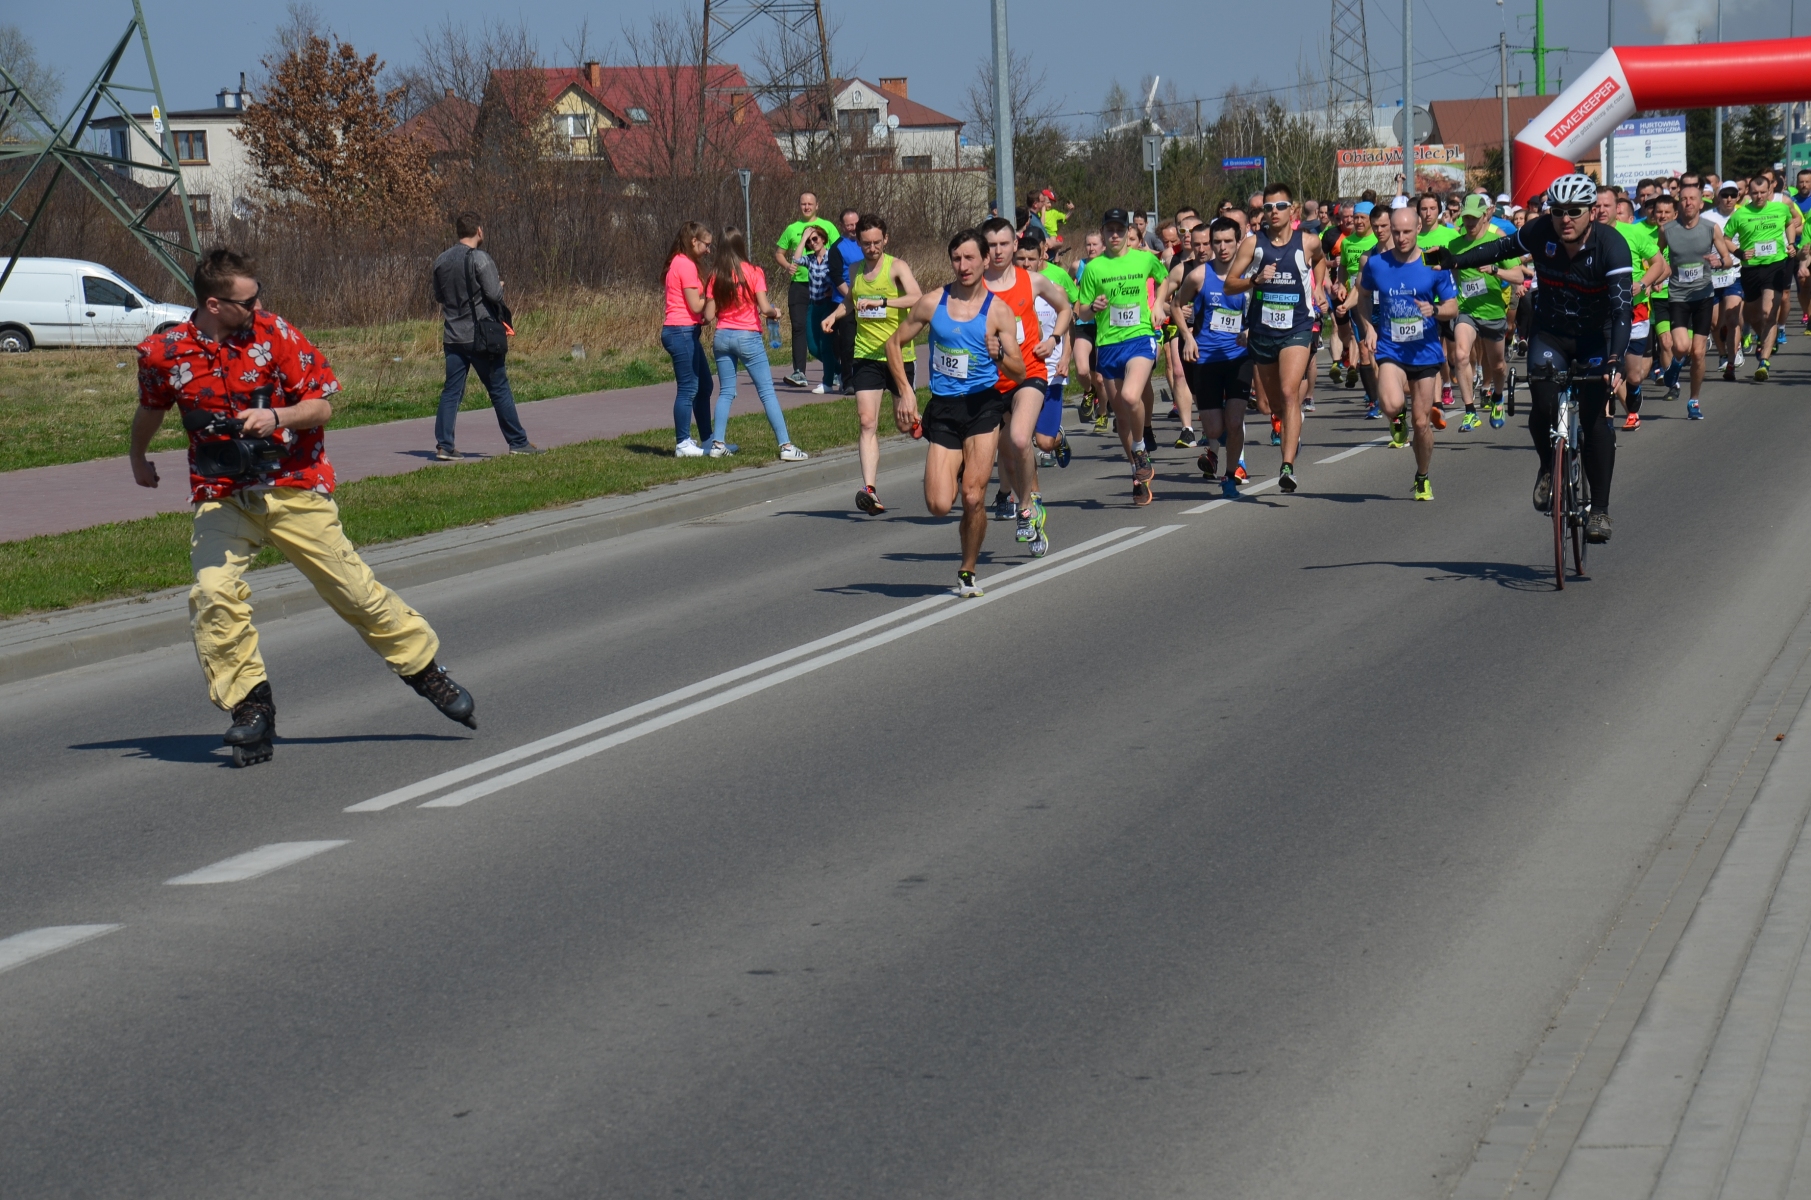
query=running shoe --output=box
[1489,399,1507,429]
[674,438,705,458]
[1364,403,1382,420]
[1035,449,1057,468]
[1221,475,1240,498]
[1586,511,1613,544]
[1233,463,1249,484]
[1412,474,1433,501]
[1736,347,1746,367]
[1078,394,1096,423]
[1132,479,1153,506]
[1269,416,1282,446]
[1533,470,1553,514]
[1302,397,1317,412]
[1687,399,1704,420]
[779,444,809,461]
[1278,463,1298,493]
[1132,448,1154,484]
[855,486,885,515]
[1440,383,1453,408]
[1429,406,1447,431]
[1755,360,1770,382]
[1174,428,1199,448]
[953,570,984,598]
[1143,426,1157,452]
[1623,413,1640,431]
[1197,446,1219,479]
[993,490,1016,521]
[1027,495,1048,557]
[1093,413,1110,433]
[1459,411,1482,432]
[1345,366,1359,388]
[1723,361,1737,382]
[1664,384,1681,403]
[1056,436,1072,468]
[1777,329,1788,351]
[785,370,809,388]
[1166,405,1182,422]
[1742,332,1754,353]
[1016,506,1036,543]
[1389,412,1409,448]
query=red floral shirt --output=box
[136,309,342,503]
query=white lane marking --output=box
[0,925,122,975]
[420,525,1184,809]
[1316,435,1391,464]
[165,841,348,885]
[1181,475,1281,515]
[347,528,1142,812]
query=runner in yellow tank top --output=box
[822,214,922,514]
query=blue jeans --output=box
[807,300,840,387]
[711,328,792,447]
[437,348,528,452]
[660,323,715,445]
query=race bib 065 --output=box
[1674,263,1704,285]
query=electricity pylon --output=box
[1328,0,1376,121]
[699,0,837,164]
[0,0,200,296]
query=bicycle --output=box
[1539,366,1589,589]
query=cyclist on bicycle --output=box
[1446,174,1633,545]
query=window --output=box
[556,112,591,138]
[626,107,650,123]
[108,128,130,173]
[175,129,208,163]
[837,108,879,140]
[901,155,933,171]
[188,193,213,228]
[82,277,137,308]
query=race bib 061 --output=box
[1460,277,1489,299]
[932,347,970,379]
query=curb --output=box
[0,437,923,690]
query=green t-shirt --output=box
[1044,209,1067,238]
[1616,221,1663,301]
[1642,219,1670,301]
[775,217,840,283]
[1449,225,1508,320]
[1724,200,1795,266]
[1416,225,1459,252]
[1040,261,1080,303]
[1076,249,1169,345]
[1339,232,1378,285]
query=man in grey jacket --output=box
[430,211,539,459]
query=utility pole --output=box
[991,0,1013,222]
[1534,0,1548,94]
[1603,0,1614,185]
[1500,31,1512,195]
[1715,0,1724,177]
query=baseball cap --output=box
[1718,181,1741,194]
[1352,200,1374,215]
[1041,188,1055,200]
[1461,193,1491,218]
[1496,192,1511,203]
[1390,195,1410,209]
[1101,208,1131,227]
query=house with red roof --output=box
[473,61,790,177]
[768,77,966,171]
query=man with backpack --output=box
[430,211,540,460]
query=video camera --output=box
[182,386,287,480]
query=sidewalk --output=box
[0,359,839,543]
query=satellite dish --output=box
[872,122,888,139]
[1392,105,1435,147]
[887,114,899,129]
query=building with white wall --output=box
[90,81,257,227]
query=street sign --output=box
[1142,134,1165,172]
[1221,156,1266,171]
[1391,105,1435,147]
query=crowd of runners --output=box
[664,170,1811,598]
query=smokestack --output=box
[879,76,908,98]
[585,61,602,89]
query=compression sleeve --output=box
[1446,219,1537,271]
[1601,226,1635,360]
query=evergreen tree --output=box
[1726,105,1783,181]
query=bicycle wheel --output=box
[1507,368,1518,417]
[1552,434,1568,590]
[1568,445,1587,578]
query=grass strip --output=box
[0,396,878,618]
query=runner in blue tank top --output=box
[1223,183,1327,494]
[887,228,1026,598]
[1357,205,1458,501]
[1171,217,1253,499]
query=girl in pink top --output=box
[703,228,807,462]
[661,221,716,457]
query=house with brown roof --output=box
[769,77,965,171]
[1427,96,1571,190]
[474,61,790,177]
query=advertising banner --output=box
[1337,145,1466,196]
[1606,115,1688,188]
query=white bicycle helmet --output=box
[1545,173,1599,207]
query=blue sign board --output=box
[1221,157,1266,170]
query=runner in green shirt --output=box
[1076,208,1171,506]
[1612,195,1671,427]
[1336,207,1381,415]
[772,190,841,387]
[1723,172,1805,379]
[1445,194,1523,431]
[1416,193,1462,412]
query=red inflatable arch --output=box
[1512,36,1811,203]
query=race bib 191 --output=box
[1260,303,1294,330]
[1109,304,1141,328]
[1674,263,1704,285]
[1209,307,1241,334]
[932,347,970,380]
[1460,277,1489,299]
[1390,317,1424,342]
[1712,268,1738,288]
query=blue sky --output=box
[16,0,1803,127]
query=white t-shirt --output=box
[1033,294,1064,379]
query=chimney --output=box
[584,60,602,90]
[731,93,748,125]
[879,76,907,98]
[445,88,455,100]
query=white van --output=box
[0,257,194,352]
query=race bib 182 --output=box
[932,347,970,380]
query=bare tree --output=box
[964,48,1060,145]
[0,22,64,132]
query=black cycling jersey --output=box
[1447,215,1634,359]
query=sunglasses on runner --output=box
[1260,200,1293,212]
[1552,206,1588,218]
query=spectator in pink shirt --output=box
[661,221,716,457]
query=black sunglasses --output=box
[217,287,261,310]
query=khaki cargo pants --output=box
[190,487,438,710]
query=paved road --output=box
[4,351,1811,1197]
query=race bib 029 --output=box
[1390,317,1424,342]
